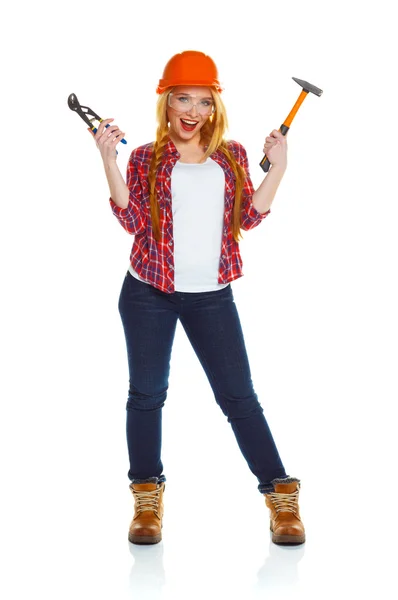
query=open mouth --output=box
[180,118,198,131]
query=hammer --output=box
[259,77,323,173]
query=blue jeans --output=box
[118,270,289,494]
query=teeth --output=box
[181,119,197,125]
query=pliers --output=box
[68,93,127,155]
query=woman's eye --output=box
[201,100,211,106]
[177,97,188,102]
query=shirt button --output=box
[169,240,173,246]
[222,254,226,259]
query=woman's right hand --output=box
[87,118,125,164]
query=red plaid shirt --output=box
[109,137,270,294]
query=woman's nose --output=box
[187,103,199,117]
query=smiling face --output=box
[166,85,214,147]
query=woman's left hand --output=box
[263,129,288,169]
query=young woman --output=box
[89,50,306,547]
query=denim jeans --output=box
[118,270,289,494]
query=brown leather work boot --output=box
[128,478,165,545]
[263,477,306,545]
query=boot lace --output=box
[131,487,161,517]
[268,489,299,515]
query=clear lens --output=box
[168,93,215,115]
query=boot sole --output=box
[128,532,162,544]
[270,524,305,545]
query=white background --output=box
[1,0,397,598]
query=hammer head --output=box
[292,77,323,97]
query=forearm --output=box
[104,160,129,209]
[252,164,287,214]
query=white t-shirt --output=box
[128,157,230,292]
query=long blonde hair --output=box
[148,87,247,243]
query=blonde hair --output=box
[148,87,247,243]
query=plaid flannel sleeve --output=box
[108,151,146,235]
[238,143,271,231]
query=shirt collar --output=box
[164,137,180,157]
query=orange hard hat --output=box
[156,50,224,94]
